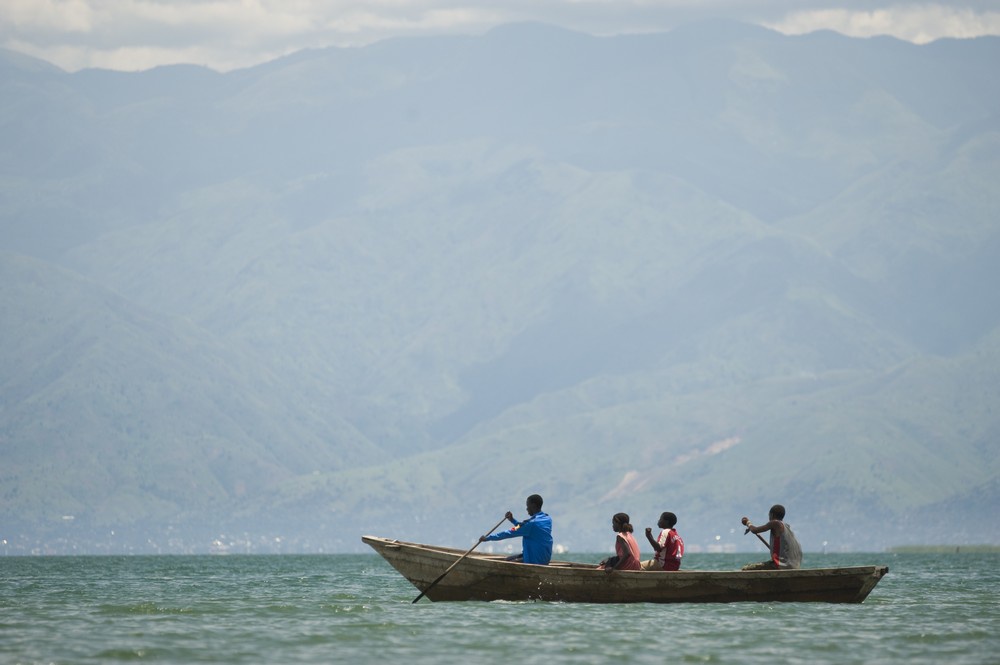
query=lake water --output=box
[2,551,996,664]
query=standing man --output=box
[480,494,553,565]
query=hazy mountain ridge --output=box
[0,252,384,529]
[1,23,998,552]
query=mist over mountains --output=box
[2,21,998,554]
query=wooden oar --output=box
[743,520,771,549]
[411,516,508,604]
[752,531,770,549]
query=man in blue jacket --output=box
[479,494,553,565]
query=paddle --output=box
[742,518,771,549]
[411,515,508,604]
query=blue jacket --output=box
[484,512,553,564]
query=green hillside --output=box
[1,24,998,553]
[0,253,384,531]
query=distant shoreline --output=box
[888,545,1000,554]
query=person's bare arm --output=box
[644,527,661,551]
[741,517,782,535]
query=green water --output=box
[2,552,996,664]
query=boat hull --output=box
[362,536,888,603]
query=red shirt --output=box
[654,528,684,571]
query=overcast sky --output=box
[3,0,1000,72]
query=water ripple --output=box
[1,553,997,664]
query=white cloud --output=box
[2,0,95,34]
[766,5,1000,43]
[1,0,998,72]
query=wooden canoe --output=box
[362,535,888,603]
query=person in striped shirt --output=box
[641,511,684,571]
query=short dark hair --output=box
[661,511,677,527]
[770,504,786,520]
[527,494,543,510]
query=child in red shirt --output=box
[642,511,684,571]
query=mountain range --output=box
[1,20,998,554]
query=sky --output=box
[2,0,1000,73]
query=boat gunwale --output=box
[361,535,890,579]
